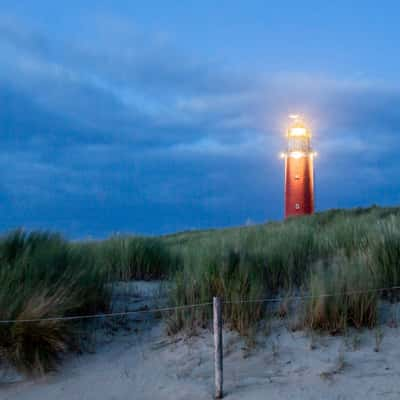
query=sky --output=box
[1,1,400,238]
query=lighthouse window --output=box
[295,203,300,210]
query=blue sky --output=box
[1,1,400,237]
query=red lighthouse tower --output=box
[282,116,315,218]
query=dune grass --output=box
[305,256,378,332]
[0,231,175,373]
[165,206,400,334]
[2,205,400,373]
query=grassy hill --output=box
[163,206,400,333]
[1,205,400,372]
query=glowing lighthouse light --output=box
[289,127,308,137]
[282,115,315,218]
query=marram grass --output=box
[2,205,400,373]
[165,206,400,334]
[0,230,175,373]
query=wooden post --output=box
[213,296,223,399]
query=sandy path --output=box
[2,284,400,399]
[3,323,400,400]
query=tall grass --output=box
[165,206,400,334]
[168,245,265,335]
[2,205,400,373]
[87,235,179,281]
[305,255,377,332]
[0,231,108,372]
[369,217,400,289]
[0,231,175,373]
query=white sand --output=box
[2,284,400,399]
[3,324,400,400]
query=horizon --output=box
[9,204,397,241]
[1,1,400,238]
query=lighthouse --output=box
[282,116,316,218]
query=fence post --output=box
[213,296,223,399]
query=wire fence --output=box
[1,285,400,324]
[0,302,214,324]
[2,286,400,399]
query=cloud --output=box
[1,14,400,236]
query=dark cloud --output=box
[0,16,400,237]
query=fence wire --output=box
[2,285,400,399]
[1,285,400,324]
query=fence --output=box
[2,286,400,399]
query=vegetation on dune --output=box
[0,231,174,373]
[167,246,265,335]
[78,235,179,281]
[305,256,378,332]
[2,205,400,373]
[166,206,400,334]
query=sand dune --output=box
[3,324,400,400]
[2,282,400,399]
